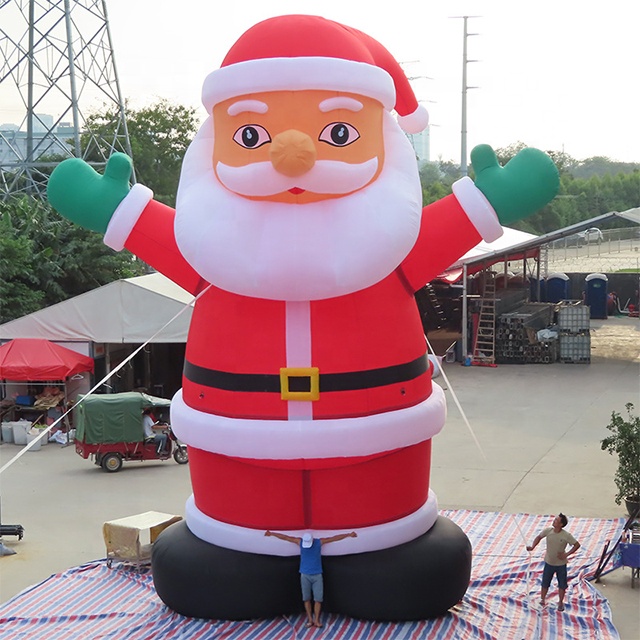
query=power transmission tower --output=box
[0,0,132,201]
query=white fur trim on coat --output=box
[170,383,446,460]
[185,490,438,555]
[452,176,503,243]
[104,184,153,251]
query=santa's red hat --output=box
[202,15,429,134]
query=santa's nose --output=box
[270,129,317,177]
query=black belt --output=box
[184,354,428,400]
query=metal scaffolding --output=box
[0,0,132,200]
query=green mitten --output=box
[471,145,559,226]
[47,153,133,233]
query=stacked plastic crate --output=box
[557,302,591,363]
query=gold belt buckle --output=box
[279,367,320,401]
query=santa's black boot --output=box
[152,516,471,621]
[322,516,472,621]
[152,521,302,620]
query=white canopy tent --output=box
[440,227,537,280]
[0,273,194,344]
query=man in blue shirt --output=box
[265,529,357,627]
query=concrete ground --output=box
[0,316,639,637]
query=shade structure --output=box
[0,273,194,344]
[0,338,94,381]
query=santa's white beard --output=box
[174,113,423,301]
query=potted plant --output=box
[601,403,640,517]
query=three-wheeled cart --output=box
[75,392,188,472]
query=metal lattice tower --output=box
[0,0,132,200]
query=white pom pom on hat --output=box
[202,14,429,133]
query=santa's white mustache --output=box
[215,157,379,197]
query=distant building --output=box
[406,127,430,165]
[0,115,77,165]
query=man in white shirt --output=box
[143,408,167,454]
[527,513,581,611]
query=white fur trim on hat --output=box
[202,57,395,113]
[185,490,438,555]
[397,104,429,134]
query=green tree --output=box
[620,171,640,206]
[493,141,528,168]
[572,157,640,179]
[493,143,576,178]
[0,213,44,322]
[0,196,146,323]
[419,161,443,188]
[545,150,577,177]
[419,159,457,205]
[83,100,200,207]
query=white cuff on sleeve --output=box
[452,176,503,243]
[104,184,153,251]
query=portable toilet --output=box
[585,273,608,319]
[546,273,571,303]
[530,277,546,302]
[508,274,528,288]
[494,271,514,290]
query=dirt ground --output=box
[590,317,640,362]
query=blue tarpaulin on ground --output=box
[0,510,624,639]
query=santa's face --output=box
[211,90,386,205]
[174,89,422,301]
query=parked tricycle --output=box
[74,392,188,472]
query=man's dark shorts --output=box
[542,562,568,589]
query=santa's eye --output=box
[319,122,360,147]
[233,125,271,149]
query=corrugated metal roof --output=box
[459,208,639,269]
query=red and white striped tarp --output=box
[0,511,624,640]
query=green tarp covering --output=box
[76,392,171,445]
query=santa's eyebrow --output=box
[319,97,363,113]
[227,100,269,116]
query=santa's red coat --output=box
[112,188,491,551]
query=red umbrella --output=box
[0,339,94,380]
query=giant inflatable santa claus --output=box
[48,15,558,621]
